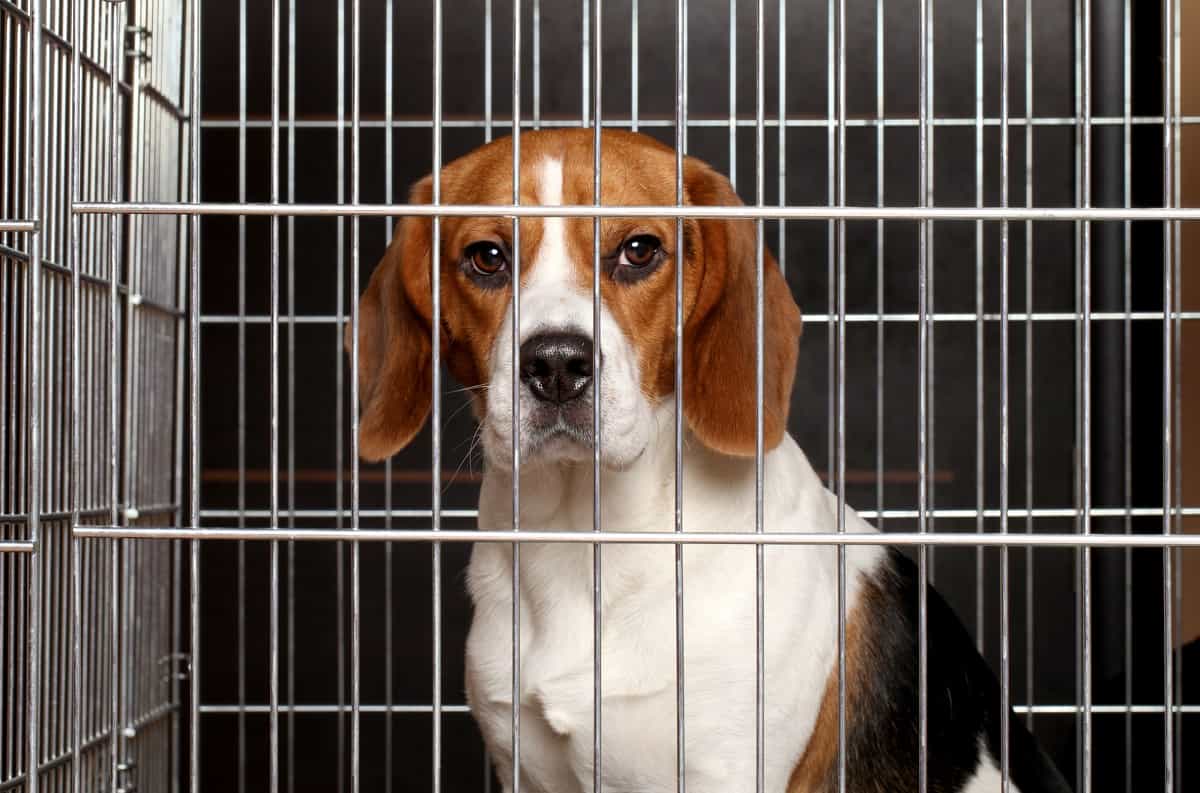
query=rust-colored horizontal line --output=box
[203,468,949,486]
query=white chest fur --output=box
[464,409,884,793]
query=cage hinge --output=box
[125,26,151,62]
[158,651,191,683]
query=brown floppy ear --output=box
[346,176,435,462]
[682,158,802,456]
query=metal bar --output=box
[71,527,1200,547]
[510,3,522,793]
[673,0,687,791]
[74,202,1200,220]
[590,1,603,792]
[918,0,930,789]
[188,113,1200,129]
[0,541,34,553]
[193,310,1200,324]
[190,701,1200,715]
[0,221,37,232]
[834,0,846,787]
[188,0,202,785]
[270,0,283,790]
[430,0,444,789]
[1162,1,1176,790]
[1000,0,1012,789]
[755,0,767,788]
[25,0,43,787]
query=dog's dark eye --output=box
[619,235,662,269]
[464,241,509,277]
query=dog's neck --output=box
[476,402,830,534]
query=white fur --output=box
[962,740,1020,793]
[468,398,886,793]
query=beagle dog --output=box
[349,129,1072,793]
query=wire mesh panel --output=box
[0,1,1195,793]
[0,1,189,792]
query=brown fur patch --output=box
[785,581,878,793]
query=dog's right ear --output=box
[347,176,435,462]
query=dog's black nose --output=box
[519,332,594,404]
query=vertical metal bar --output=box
[235,0,247,784]
[1024,0,1037,736]
[973,0,986,647]
[270,0,282,790]
[350,0,362,789]
[590,4,603,792]
[834,0,847,787]
[1161,0,1175,789]
[630,0,638,132]
[287,0,298,789]
[1080,1,1093,790]
[108,6,123,793]
[673,0,686,789]
[917,0,930,788]
[777,0,786,272]
[430,0,444,788]
[825,0,834,489]
[754,0,766,789]
[874,0,884,528]
[531,0,539,128]
[1000,0,1012,788]
[484,0,493,143]
[188,0,203,784]
[382,0,394,787]
[728,0,736,187]
[511,2,522,791]
[70,0,83,790]
[335,0,347,785]
[1169,2,1182,786]
[1121,0,1133,780]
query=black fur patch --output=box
[825,549,1073,793]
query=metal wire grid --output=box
[1,1,189,793]
[0,2,1195,793]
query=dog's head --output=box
[349,129,801,469]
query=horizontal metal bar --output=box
[198,311,1200,325]
[196,702,1200,716]
[73,526,1200,547]
[200,704,473,714]
[0,220,37,232]
[197,506,1200,521]
[0,541,35,553]
[0,504,178,524]
[196,114,1200,129]
[73,202,1200,220]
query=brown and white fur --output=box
[349,129,1072,793]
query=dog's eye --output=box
[464,241,509,277]
[618,235,662,269]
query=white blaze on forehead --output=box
[525,156,574,310]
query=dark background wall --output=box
[192,1,1182,791]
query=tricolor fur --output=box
[349,129,1072,793]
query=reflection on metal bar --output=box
[191,505,1200,521]
[73,201,1200,220]
[194,311,1200,324]
[72,526,1200,548]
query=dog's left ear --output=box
[681,157,802,456]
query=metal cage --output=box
[0,1,1195,793]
